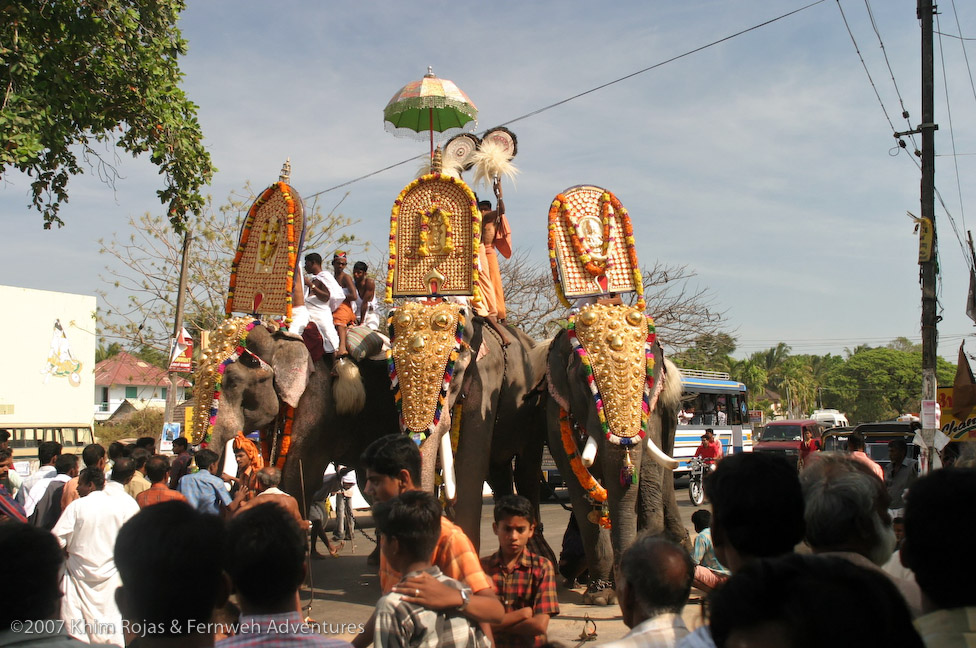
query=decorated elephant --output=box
[544,303,686,604]
[386,300,554,555]
[190,317,398,503]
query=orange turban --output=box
[233,431,264,471]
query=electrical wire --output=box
[948,0,976,108]
[835,1,900,136]
[936,12,972,269]
[863,0,920,152]
[303,0,827,200]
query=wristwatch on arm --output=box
[457,588,471,613]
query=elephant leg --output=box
[637,459,666,537]
[452,406,493,552]
[546,405,614,605]
[512,443,557,568]
[486,460,514,499]
[662,472,692,552]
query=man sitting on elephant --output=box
[352,435,504,648]
[303,252,344,356]
[330,251,359,358]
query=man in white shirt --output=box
[16,440,61,517]
[604,536,694,648]
[52,467,139,645]
[303,253,344,354]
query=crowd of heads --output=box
[4,426,975,647]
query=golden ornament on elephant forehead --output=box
[569,303,657,446]
[388,301,464,436]
[385,148,482,303]
[190,317,264,445]
[226,161,305,324]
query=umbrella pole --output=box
[429,108,434,161]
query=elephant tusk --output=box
[581,436,598,467]
[440,432,457,502]
[646,437,680,470]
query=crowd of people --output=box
[1,425,973,648]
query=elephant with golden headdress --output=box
[543,303,688,604]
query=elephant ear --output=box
[271,330,314,408]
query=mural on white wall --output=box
[41,319,82,387]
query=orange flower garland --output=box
[547,190,646,311]
[559,407,607,504]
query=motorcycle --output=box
[688,456,708,505]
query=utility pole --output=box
[162,230,192,442]
[918,0,938,473]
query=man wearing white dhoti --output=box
[303,252,344,353]
[51,467,139,646]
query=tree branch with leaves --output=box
[1,0,213,229]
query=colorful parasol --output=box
[384,67,478,161]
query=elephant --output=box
[199,312,553,561]
[384,300,556,555]
[194,318,398,507]
[544,304,687,604]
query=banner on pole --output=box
[168,327,193,373]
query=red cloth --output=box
[799,439,821,464]
[694,440,723,460]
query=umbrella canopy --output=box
[384,67,478,159]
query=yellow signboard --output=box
[937,387,976,441]
[918,217,933,263]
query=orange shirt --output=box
[379,516,495,595]
[136,482,188,508]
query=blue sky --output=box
[2,0,975,360]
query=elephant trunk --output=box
[418,412,452,492]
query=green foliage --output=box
[672,336,956,423]
[0,1,213,229]
[671,333,737,371]
[134,345,168,368]
[95,341,122,363]
[96,408,163,444]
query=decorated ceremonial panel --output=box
[387,173,481,300]
[548,185,643,305]
[226,182,305,320]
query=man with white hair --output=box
[799,452,920,615]
[605,535,694,648]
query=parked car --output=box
[820,421,921,470]
[754,419,824,468]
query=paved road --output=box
[300,481,708,646]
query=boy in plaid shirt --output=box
[481,495,559,648]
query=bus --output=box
[673,369,753,474]
[7,425,96,475]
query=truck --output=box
[810,408,849,429]
[0,286,97,473]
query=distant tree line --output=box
[670,334,956,424]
